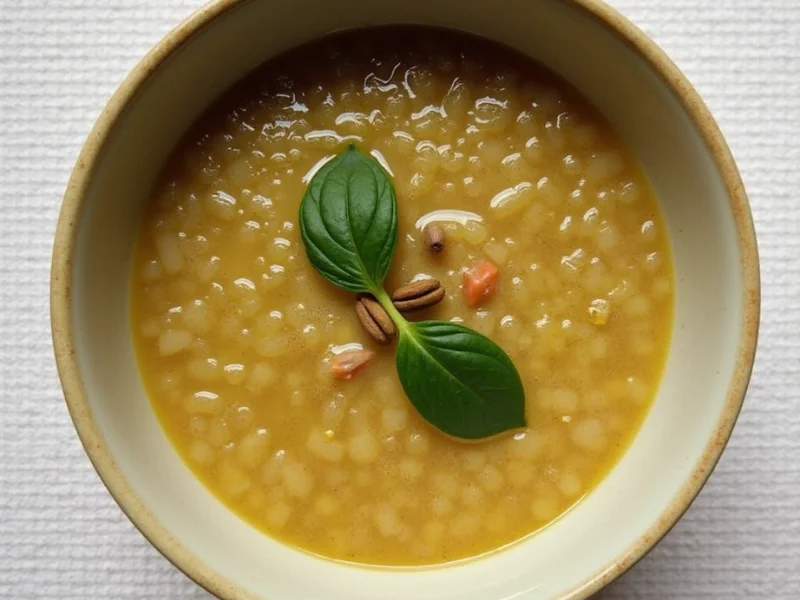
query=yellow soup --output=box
[132,27,673,566]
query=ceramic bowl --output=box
[51,0,760,598]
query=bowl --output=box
[51,0,760,598]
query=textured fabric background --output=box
[0,0,797,598]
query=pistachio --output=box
[355,294,396,344]
[391,279,446,312]
[423,223,445,252]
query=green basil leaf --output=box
[299,145,398,293]
[396,320,526,440]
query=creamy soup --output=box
[131,27,673,566]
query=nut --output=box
[391,279,446,312]
[423,223,445,252]
[355,294,396,344]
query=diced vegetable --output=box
[588,298,611,325]
[331,349,375,379]
[463,259,499,307]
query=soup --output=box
[131,27,673,566]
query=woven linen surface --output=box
[0,0,798,598]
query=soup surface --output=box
[132,27,673,566]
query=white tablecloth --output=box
[1,1,797,598]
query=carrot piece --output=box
[330,348,375,380]
[463,259,499,307]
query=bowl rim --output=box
[50,0,761,598]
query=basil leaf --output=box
[396,321,526,440]
[298,146,527,441]
[299,145,398,293]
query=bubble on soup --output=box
[154,231,184,274]
[399,457,424,482]
[223,363,246,385]
[570,419,608,452]
[265,501,293,531]
[442,78,471,121]
[450,513,481,538]
[218,462,252,498]
[474,97,512,133]
[307,429,345,462]
[187,357,220,382]
[236,429,272,471]
[489,182,535,220]
[348,432,380,464]
[478,465,505,493]
[158,329,193,356]
[557,471,583,498]
[431,495,454,517]
[282,460,315,499]
[538,388,579,414]
[315,493,341,517]
[189,440,215,466]
[381,406,409,433]
[531,492,561,522]
[184,391,222,415]
[246,362,277,391]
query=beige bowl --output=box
[51,0,760,598]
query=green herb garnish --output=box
[299,145,526,440]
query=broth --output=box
[131,27,673,566]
